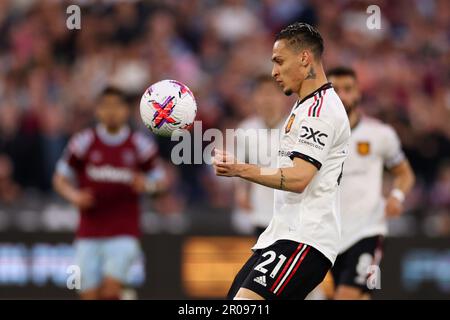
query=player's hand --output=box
[212,149,242,177]
[385,195,403,218]
[71,189,95,210]
[132,173,148,193]
[132,172,169,195]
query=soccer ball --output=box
[140,79,197,137]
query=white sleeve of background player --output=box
[382,125,405,169]
[55,158,75,180]
[55,129,94,179]
[132,131,158,163]
[67,129,95,159]
[289,117,335,170]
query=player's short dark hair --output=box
[99,86,128,103]
[327,66,357,80]
[275,22,324,59]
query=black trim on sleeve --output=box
[289,151,322,170]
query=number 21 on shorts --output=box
[254,251,287,278]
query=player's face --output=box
[96,94,130,131]
[271,40,303,96]
[329,75,360,114]
[253,81,285,128]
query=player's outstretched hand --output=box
[72,189,95,210]
[132,172,169,194]
[212,148,242,177]
[385,195,403,218]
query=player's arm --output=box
[53,171,95,210]
[52,156,95,210]
[385,159,415,217]
[214,149,317,193]
[214,116,335,193]
[52,130,95,210]
[132,160,169,195]
[382,126,416,217]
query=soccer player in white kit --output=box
[234,75,287,237]
[327,67,415,300]
[213,23,351,300]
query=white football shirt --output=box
[253,83,351,264]
[339,116,405,253]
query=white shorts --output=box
[74,236,141,292]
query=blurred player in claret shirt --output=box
[53,86,166,300]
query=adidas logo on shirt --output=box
[253,275,267,287]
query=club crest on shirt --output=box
[357,141,370,156]
[285,114,295,133]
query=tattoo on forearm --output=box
[305,66,316,80]
[280,168,285,190]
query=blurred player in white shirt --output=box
[327,67,415,300]
[234,75,288,236]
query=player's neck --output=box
[103,124,124,135]
[297,64,328,100]
[97,123,129,137]
[106,127,120,134]
[96,124,130,146]
[349,110,361,129]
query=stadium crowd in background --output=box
[0,0,448,236]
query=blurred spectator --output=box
[0,103,43,189]
[0,154,21,204]
[209,0,262,43]
[430,162,450,209]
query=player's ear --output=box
[299,50,310,67]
